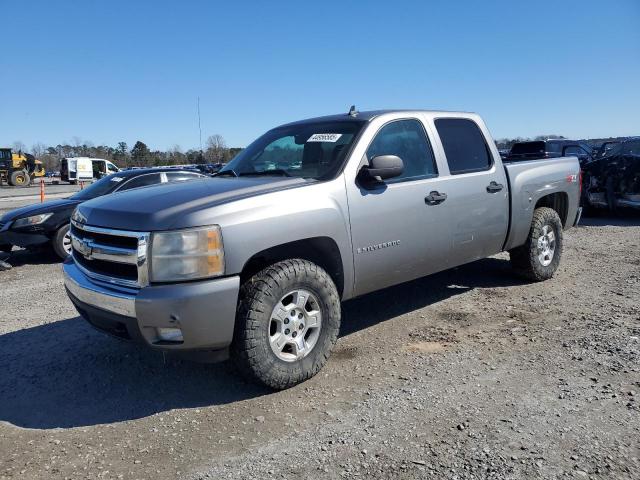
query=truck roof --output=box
[279,109,476,127]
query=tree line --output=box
[11,135,242,172]
[12,132,622,173]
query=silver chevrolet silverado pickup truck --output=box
[63,109,582,389]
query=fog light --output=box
[156,327,184,342]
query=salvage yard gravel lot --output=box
[0,215,638,479]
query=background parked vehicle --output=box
[507,140,593,164]
[194,163,224,175]
[582,137,640,213]
[0,167,205,259]
[0,148,46,187]
[63,109,581,390]
[591,140,621,160]
[60,157,120,183]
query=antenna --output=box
[348,105,358,117]
[197,96,202,152]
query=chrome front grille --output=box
[70,220,150,288]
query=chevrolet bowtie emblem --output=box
[74,237,93,258]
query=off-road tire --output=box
[52,224,72,259]
[231,259,341,390]
[10,170,30,187]
[510,207,563,282]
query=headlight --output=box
[150,225,224,282]
[12,213,54,228]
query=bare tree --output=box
[31,142,46,158]
[12,141,26,153]
[205,134,226,162]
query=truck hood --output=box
[75,177,310,231]
[1,198,81,223]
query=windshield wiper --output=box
[238,169,291,177]
[213,169,238,177]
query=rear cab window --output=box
[434,118,493,174]
[118,173,163,191]
[165,171,204,182]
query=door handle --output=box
[425,191,447,205]
[486,181,504,193]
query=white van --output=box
[61,157,120,184]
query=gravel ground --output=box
[0,215,639,479]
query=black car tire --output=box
[231,259,341,390]
[52,224,72,259]
[510,207,563,282]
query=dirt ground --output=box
[0,215,639,479]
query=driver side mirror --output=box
[360,155,404,181]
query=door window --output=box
[435,118,492,174]
[118,173,162,191]
[366,119,437,182]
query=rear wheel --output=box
[52,224,72,259]
[231,259,341,390]
[510,207,563,281]
[10,170,30,187]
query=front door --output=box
[346,118,453,297]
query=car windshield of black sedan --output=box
[219,121,365,180]
[70,174,122,200]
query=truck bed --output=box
[502,156,581,251]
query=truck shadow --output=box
[341,256,524,336]
[579,212,640,228]
[0,257,524,430]
[1,247,61,268]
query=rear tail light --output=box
[579,170,583,195]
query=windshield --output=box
[70,173,124,200]
[219,120,366,180]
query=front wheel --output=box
[10,170,30,187]
[510,207,563,281]
[231,259,341,390]
[52,224,72,259]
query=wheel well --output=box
[535,192,569,227]
[240,237,345,297]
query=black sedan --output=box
[0,167,205,259]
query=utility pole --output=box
[197,96,203,153]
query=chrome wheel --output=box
[269,289,322,362]
[536,224,556,267]
[62,232,72,255]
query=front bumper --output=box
[63,259,240,352]
[0,227,50,248]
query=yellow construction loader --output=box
[0,148,45,187]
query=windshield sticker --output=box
[307,133,342,143]
[110,177,124,182]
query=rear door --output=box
[346,117,453,296]
[432,117,509,265]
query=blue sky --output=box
[1,0,639,150]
